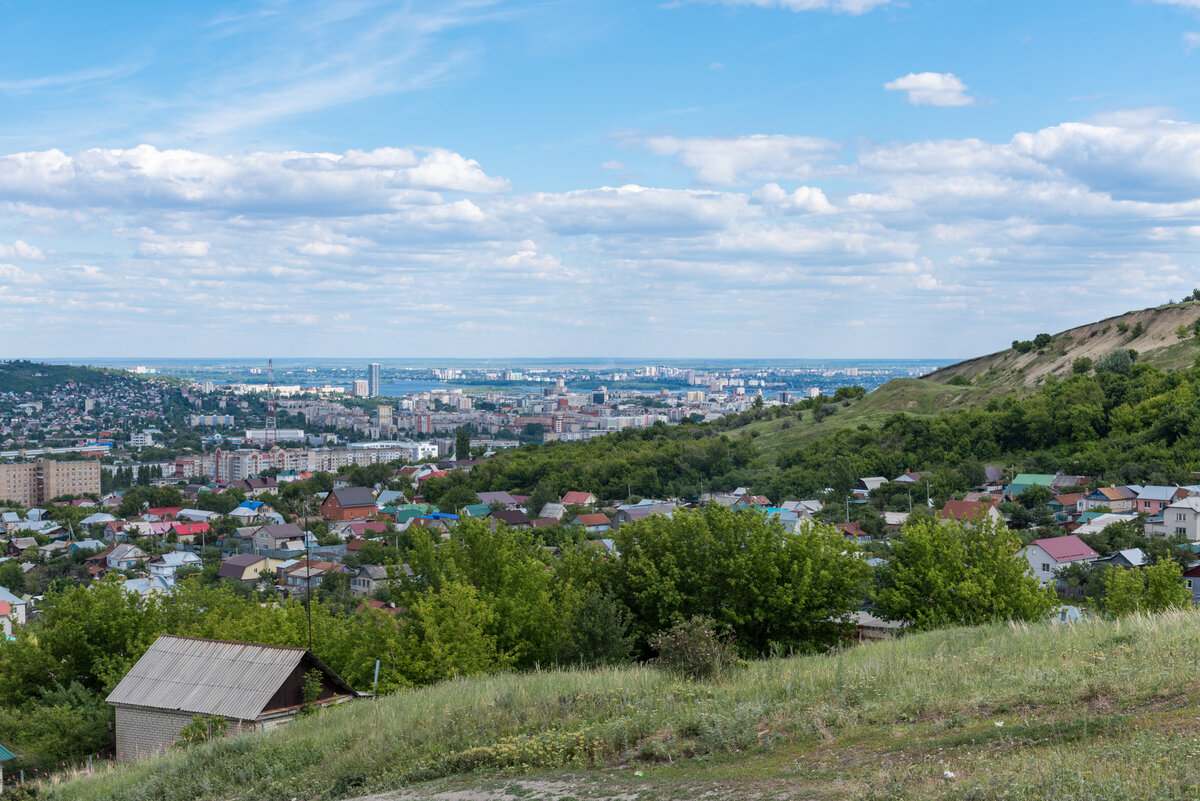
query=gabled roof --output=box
[476,490,517,507]
[106,635,355,720]
[1028,535,1098,563]
[258,523,306,541]
[329,487,376,508]
[573,513,611,527]
[940,500,994,521]
[1137,486,1183,502]
[560,491,595,506]
[491,509,531,526]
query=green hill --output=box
[0,360,140,393]
[53,609,1200,801]
[924,302,1200,389]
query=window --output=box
[1041,563,1051,573]
[1189,580,1194,590]
[1178,527,1188,536]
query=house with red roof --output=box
[1018,535,1099,585]
[939,500,1002,526]
[170,521,211,543]
[570,513,611,534]
[560,491,598,507]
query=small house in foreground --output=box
[107,635,358,763]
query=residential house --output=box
[1079,486,1137,513]
[143,507,181,522]
[148,551,203,586]
[218,553,282,583]
[476,491,518,509]
[232,477,278,497]
[1096,548,1147,569]
[560,491,598,507]
[5,537,37,558]
[351,564,389,597]
[229,501,268,524]
[835,521,872,543]
[176,508,220,523]
[571,513,612,534]
[538,502,566,521]
[80,512,117,527]
[70,538,107,554]
[490,509,532,529]
[1019,535,1099,585]
[107,634,357,762]
[855,477,888,494]
[1135,486,1190,516]
[253,523,311,554]
[1184,563,1200,605]
[1005,473,1056,500]
[171,522,211,544]
[939,500,1003,526]
[611,502,678,529]
[37,539,71,559]
[1148,496,1200,541]
[119,576,172,598]
[107,543,149,570]
[320,487,377,521]
[1072,512,1139,536]
[0,586,27,638]
[459,503,491,519]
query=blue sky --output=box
[1,0,1199,358]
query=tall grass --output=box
[50,609,1200,801]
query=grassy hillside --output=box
[51,609,1200,801]
[738,378,988,460]
[0,360,139,393]
[925,302,1200,388]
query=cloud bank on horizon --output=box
[0,0,1198,358]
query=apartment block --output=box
[0,460,101,507]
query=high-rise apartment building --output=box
[0,460,101,508]
[368,363,382,397]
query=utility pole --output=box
[845,496,850,523]
[305,534,312,650]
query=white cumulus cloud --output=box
[884,72,976,107]
[750,183,835,214]
[623,133,838,185]
[0,240,45,260]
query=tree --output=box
[1072,356,1093,375]
[558,590,635,667]
[455,427,471,460]
[1102,559,1190,616]
[601,505,871,655]
[0,559,25,594]
[874,516,1055,630]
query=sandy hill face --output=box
[924,303,1200,388]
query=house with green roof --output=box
[1006,473,1056,501]
[460,504,492,519]
[0,741,16,787]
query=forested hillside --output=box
[426,356,1200,508]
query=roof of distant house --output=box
[940,500,994,521]
[573,513,611,527]
[491,509,531,526]
[329,487,376,508]
[560,491,595,506]
[1029,535,1098,562]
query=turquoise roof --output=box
[0,742,15,761]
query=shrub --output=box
[1177,324,1189,340]
[650,616,739,681]
[1116,322,1130,334]
[947,375,971,386]
[1072,356,1093,375]
[1033,332,1053,349]
[173,715,228,749]
[1011,340,1034,354]
[1096,349,1133,375]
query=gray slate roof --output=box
[106,635,354,720]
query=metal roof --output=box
[107,635,353,720]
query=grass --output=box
[739,379,987,458]
[48,608,1200,801]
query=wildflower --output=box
[995,721,1004,727]
[944,770,955,780]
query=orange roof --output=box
[574,513,611,526]
[940,500,993,520]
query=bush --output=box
[650,616,739,681]
[947,375,971,386]
[1033,332,1053,349]
[1011,340,1034,354]
[1072,356,1093,375]
[1116,322,1130,334]
[1096,349,1133,375]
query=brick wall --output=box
[114,705,255,763]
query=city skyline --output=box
[2,1,1200,358]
